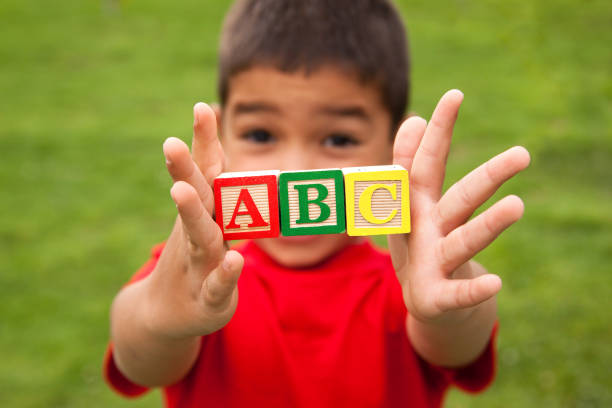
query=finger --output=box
[410,89,463,199]
[164,137,215,213]
[203,250,244,310]
[437,195,525,274]
[170,181,224,266]
[434,274,502,312]
[388,117,429,267]
[393,116,428,172]
[435,146,530,234]
[192,102,224,185]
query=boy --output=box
[104,0,530,406]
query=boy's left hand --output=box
[388,89,530,324]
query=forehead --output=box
[225,65,390,120]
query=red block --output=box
[213,170,280,240]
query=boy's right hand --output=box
[142,102,244,340]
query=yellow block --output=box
[343,165,410,236]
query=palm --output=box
[155,103,243,338]
[388,90,530,322]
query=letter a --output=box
[225,188,269,229]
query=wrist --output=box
[407,294,497,367]
[138,274,201,342]
[111,278,202,386]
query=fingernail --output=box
[222,257,230,271]
[193,104,199,125]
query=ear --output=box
[210,102,223,139]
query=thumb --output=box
[203,250,244,310]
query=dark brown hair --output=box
[218,0,410,132]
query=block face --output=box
[343,165,410,236]
[279,169,346,236]
[214,171,280,240]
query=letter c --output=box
[358,183,398,224]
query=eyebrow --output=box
[232,101,372,122]
[317,105,371,122]
[232,102,280,115]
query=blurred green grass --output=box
[0,0,610,406]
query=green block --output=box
[279,169,346,236]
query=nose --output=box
[277,139,317,172]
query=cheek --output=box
[341,143,394,167]
[380,142,394,163]
[220,138,265,172]
[367,134,394,164]
[224,152,274,172]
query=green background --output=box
[1,0,610,406]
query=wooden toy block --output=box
[278,169,346,236]
[213,170,280,240]
[342,165,410,236]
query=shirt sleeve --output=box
[429,323,499,394]
[102,243,166,397]
[448,323,498,392]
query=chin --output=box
[256,234,359,269]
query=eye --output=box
[242,128,274,144]
[322,133,359,148]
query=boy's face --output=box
[219,66,394,267]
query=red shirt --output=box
[104,240,496,407]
